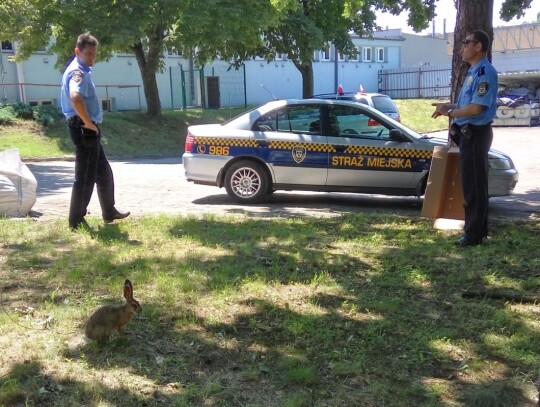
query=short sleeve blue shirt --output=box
[454,57,498,126]
[60,56,102,123]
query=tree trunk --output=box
[132,30,163,117]
[293,61,314,98]
[451,0,494,103]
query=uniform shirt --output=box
[454,57,498,126]
[60,56,102,123]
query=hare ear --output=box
[124,279,133,301]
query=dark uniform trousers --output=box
[452,123,493,241]
[68,116,116,227]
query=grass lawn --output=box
[1,100,538,406]
[0,214,539,406]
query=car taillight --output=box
[185,133,194,152]
[368,118,380,126]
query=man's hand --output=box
[83,122,98,133]
[431,102,453,119]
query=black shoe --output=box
[70,218,91,231]
[103,208,130,223]
[455,235,482,247]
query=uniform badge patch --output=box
[466,75,473,86]
[292,146,307,164]
[71,70,83,84]
[477,82,489,97]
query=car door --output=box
[251,104,329,185]
[325,104,419,190]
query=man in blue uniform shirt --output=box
[432,30,498,246]
[61,33,129,230]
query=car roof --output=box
[311,92,392,99]
[224,98,394,128]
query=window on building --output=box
[1,41,13,51]
[167,48,183,57]
[351,47,360,62]
[362,47,372,62]
[320,44,331,61]
[376,47,385,62]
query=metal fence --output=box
[169,64,246,110]
[378,64,452,99]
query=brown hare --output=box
[85,279,142,342]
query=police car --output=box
[182,99,518,203]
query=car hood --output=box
[421,136,513,161]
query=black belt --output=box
[67,116,97,126]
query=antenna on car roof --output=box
[260,84,278,100]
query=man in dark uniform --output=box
[432,30,498,246]
[60,33,129,230]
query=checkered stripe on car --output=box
[269,141,335,152]
[343,146,432,158]
[194,137,258,147]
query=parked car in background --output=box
[311,91,401,121]
[182,99,518,203]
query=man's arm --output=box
[70,92,98,132]
[432,102,485,119]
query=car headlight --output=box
[489,158,512,170]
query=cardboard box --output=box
[421,146,465,224]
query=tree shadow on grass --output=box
[1,214,538,406]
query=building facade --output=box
[0,32,405,111]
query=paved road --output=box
[26,127,539,223]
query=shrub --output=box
[33,104,62,126]
[10,102,34,119]
[0,103,62,126]
[0,105,16,124]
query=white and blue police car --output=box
[182,99,518,203]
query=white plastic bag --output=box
[0,148,37,217]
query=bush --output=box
[10,102,34,120]
[0,105,16,124]
[0,102,62,126]
[33,105,62,126]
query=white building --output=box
[0,31,407,111]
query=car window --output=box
[275,105,321,134]
[371,96,399,114]
[253,112,277,131]
[329,105,390,139]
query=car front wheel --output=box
[224,161,269,203]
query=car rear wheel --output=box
[224,161,269,203]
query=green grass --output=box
[1,214,539,406]
[0,99,535,405]
[0,107,249,159]
[0,100,446,160]
[397,98,448,133]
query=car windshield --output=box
[371,96,398,113]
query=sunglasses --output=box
[461,39,479,45]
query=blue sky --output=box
[376,0,540,34]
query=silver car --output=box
[182,99,518,203]
[311,91,401,121]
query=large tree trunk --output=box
[293,61,314,98]
[451,0,494,103]
[132,28,163,117]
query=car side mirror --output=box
[389,129,409,142]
